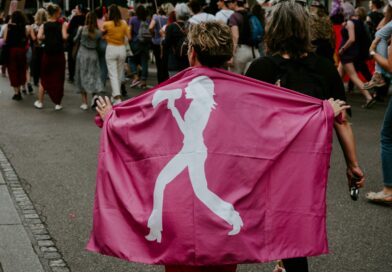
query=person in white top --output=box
[188,0,216,24]
[215,0,235,24]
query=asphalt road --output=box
[0,71,391,272]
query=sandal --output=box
[362,97,376,109]
[366,191,392,205]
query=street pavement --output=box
[0,68,391,272]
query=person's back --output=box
[6,23,26,48]
[103,20,128,46]
[246,53,345,100]
[43,21,63,54]
[80,26,100,49]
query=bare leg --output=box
[343,63,372,101]
[37,83,45,103]
[146,154,188,242]
[188,153,243,235]
[81,92,87,105]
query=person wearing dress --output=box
[34,3,68,110]
[74,11,104,110]
[3,10,29,101]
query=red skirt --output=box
[41,52,65,105]
[165,265,237,272]
[7,47,27,87]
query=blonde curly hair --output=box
[188,21,233,68]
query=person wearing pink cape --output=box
[95,21,350,272]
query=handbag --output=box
[72,26,82,59]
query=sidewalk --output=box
[0,149,69,272]
[0,167,44,271]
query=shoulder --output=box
[103,21,112,28]
[246,56,281,83]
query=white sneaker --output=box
[54,104,63,111]
[34,100,43,109]
[80,103,88,111]
[112,98,122,105]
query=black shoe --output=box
[121,83,127,97]
[12,93,22,101]
[22,89,27,94]
[27,83,33,94]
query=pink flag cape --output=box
[87,67,335,265]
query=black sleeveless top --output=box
[42,21,64,54]
[6,24,27,48]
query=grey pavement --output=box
[0,66,391,272]
[0,171,44,272]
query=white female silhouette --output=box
[146,76,243,243]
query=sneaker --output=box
[12,93,22,101]
[130,79,140,88]
[112,98,122,105]
[363,73,386,89]
[91,95,99,108]
[34,100,43,109]
[54,104,63,111]
[80,103,88,111]
[27,83,33,94]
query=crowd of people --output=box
[0,0,391,271]
[0,0,389,109]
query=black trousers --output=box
[282,257,309,272]
[152,43,169,83]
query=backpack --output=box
[267,55,328,100]
[249,15,264,45]
[172,22,189,59]
[238,10,261,47]
[137,20,152,43]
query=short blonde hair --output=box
[188,22,233,68]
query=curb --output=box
[0,148,70,272]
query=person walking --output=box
[34,3,68,110]
[215,0,235,24]
[338,2,374,108]
[163,3,190,77]
[3,10,29,101]
[149,3,171,83]
[228,0,260,74]
[365,24,392,205]
[94,20,349,272]
[128,5,151,89]
[66,4,86,82]
[29,8,47,88]
[74,12,104,111]
[245,0,365,270]
[96,6,108,90]
[102,4,130,105]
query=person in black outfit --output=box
[66,5,85,82]
[162,3,190,77]
[245,1,365,271]
[367,0,384,39]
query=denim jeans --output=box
[375,21,392,75]
[381,98,392,187]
